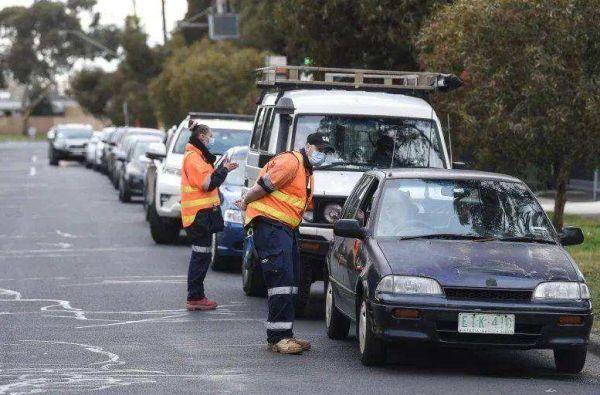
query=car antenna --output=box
[447,113,453,167]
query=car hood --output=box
[313,171,364,196]
[377,239,579,289]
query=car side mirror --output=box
[334,219,365,239]
[274,97,295,115]
[559,226,584,246]
[146,142,167,161]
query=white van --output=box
[146,113,253,244]
[242,66,461,315]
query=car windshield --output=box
[56,129,92,139]
[222,149,248,186]
[293,115,446,170]
[374,178,555,242]
[173,128,251,155]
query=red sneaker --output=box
[186,298,218,311]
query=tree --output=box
[150,39,266,127]
[70,16,162,127]
[0,0,116,132]
[418,0,600,230]
[234,0,447,70]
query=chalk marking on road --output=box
[61,279,187,286]
[29,166,36,176]
[0,288,88,321]
[76,313,189,329]
[0,245,151,257]
[36,242,72,249]
[31,155,37,163]
[55,229,77,238]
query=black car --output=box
[47,124,93,165]
[110,128,165,188]
[326,168,592,372]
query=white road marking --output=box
[31,155,37,163]
[29,166,36,176]
[55,229,77,238]
[36,242,72,249]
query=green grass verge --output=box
[562,215,600,328]
[0,133,46,142]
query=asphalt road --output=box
[1,141,600,394]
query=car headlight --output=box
[54,140,66,149]
[532,282,590,300]
[322,203,342,223]
[303,210,314,222]
[223,209,243,224]
[164,166,181,176]
[376,275,443,296]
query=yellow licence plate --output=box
[458,313,515,335]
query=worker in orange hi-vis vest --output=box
[182,121,238,311]
[237,133,334,355]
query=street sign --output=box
[208,13,239,40]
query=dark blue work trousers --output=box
[253,219,300,344]
[187,235,212,300]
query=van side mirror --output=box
[334,219,365,239]
[559,226,584,246]
[146,142,167,161]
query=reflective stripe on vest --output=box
[244,151,311,229]
[181,144,220,227]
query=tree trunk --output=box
[552,162,571,231]
[20,82,54,135]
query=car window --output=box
[356,179,379,227]
[374,178,555,240]
[342,175,372,219]
[250,108,266,150]
[293,115,446,170]
[56,129,92,139]
[259,108,275,151]
[173,128,251,155]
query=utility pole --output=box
[161,0,168,45]
[132,0,138,18]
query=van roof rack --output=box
[188,112,254,121]
[256,65,462,94]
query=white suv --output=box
[147,113,253,244]
[242,66,461,315]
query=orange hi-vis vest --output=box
[245,151,313,229]
[180,143,220,228]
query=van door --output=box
[244,107,267,187]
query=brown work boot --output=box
[186,297,217,311]
[269,338,303,355]
[291,338,311,351]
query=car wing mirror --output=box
[334,219,366,239]
[146,142,167,161]
[559,226,584,246]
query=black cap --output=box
[306,132,334,153]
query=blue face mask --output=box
[205,137,215,148]
[309,150,326,166]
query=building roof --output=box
[262,89,438,119]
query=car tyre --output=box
[554,347,587,374]
[358,298,386,366]
[118,176,131,203]
[211,234,230,271]
[148,202,180,244]
[325,281,351,339]
[49,150,58,166]
[295,258,312,318]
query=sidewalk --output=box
[538,198,600,217]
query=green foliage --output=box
[234,0,446,69]
[69,68,113,118]
[150,39,266,127]
[418,0,600,229]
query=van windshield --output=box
[293,115,446,170]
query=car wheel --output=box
[118,177,131,203]
[148,202,179,244]
[295,258,312,318]
[112,171,119,189]
[211,233,229,271]
[326,281,351,339]
[554,347,587,374]
[358,298,386,366]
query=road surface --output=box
[1,141,599,394]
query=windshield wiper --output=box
[496,236,556,244]
[399,233,491,241]
[317,161,372,170]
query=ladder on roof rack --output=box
[187,112,254,121]
[255,65,462,93]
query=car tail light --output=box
[558,315,584,326]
